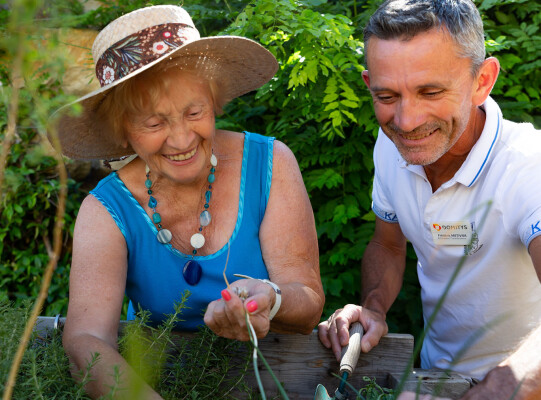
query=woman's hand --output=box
[204,278,275,341]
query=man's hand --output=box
[317,303,388,360]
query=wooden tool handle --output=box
[339,322,364,375]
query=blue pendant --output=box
[183,260,202,285]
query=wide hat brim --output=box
[53,36,278,160]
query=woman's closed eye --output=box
[143,117,164,129]
[187,107,203,118]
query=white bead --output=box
[190,233,205,249]
[145,164,150,174]
[210,154,217,167]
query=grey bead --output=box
[200,210,211,227]
[157,228,172,244]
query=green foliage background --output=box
[1,0,540,345]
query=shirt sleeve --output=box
[371,132,399,224]
[497,142,541,248]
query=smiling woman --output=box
[49,5,324,399]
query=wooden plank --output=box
[35,317,414,399]
[388,369,471,400]
[245,331,413,399]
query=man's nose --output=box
[394,98,426,133]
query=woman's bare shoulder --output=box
[75,193,124,241]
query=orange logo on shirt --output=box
[433,223,442,231]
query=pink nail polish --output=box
[246,300,258,313]
[221,289,231,301]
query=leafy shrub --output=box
[0,2,86,315]
[480,0,541,127]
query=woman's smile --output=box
[164,146,198,162]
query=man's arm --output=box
[459,323,541,400]
[361,217,408,316]
[318,217,407,359]
[460,236,541,400]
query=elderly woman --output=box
[53,5,324,399]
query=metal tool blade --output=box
[314,384,333,400]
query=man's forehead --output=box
[365,30,466,74]
[365,28,456,59]
[364,37,475,93]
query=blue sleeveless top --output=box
[90,132,275,330]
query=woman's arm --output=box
[257,139,325,333]
[204,140,324,339]
[63,195,162,399]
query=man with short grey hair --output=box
[318,1,541,399]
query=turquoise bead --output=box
[210,167,215,173]
[148,196,157,208]
[145,179,152,189]
[152,213,162,224]
[205,190,212,203]
[208,174,215,183]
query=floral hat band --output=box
[95,23,199,87]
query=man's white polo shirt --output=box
[372,96,541,379]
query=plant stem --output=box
[2,118,68,400]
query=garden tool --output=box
[314,322,364,400]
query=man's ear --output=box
[362,70,371,89]
[472,57,500,106]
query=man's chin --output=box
[399,151,441,166]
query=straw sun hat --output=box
[54,5,278,160]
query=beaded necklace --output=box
[145,152,218,285]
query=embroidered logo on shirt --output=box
[464,222,483,255]
[373,204,398,223]
[531,221,541,236]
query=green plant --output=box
[357,376,395,400]
[0,298,258,400]
[0,300,94,399]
